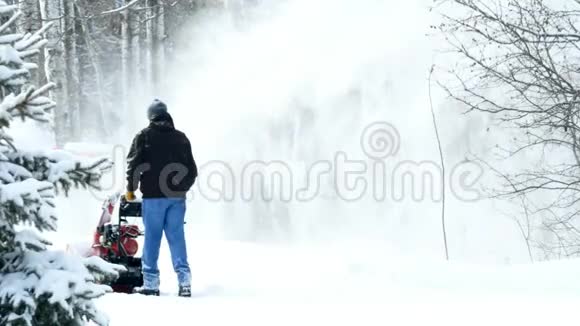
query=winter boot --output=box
[133,287,160,296]
[178,285,191,297]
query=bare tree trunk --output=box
[143,7,151,96]
[19,0,46,86]
[144,0,154,95]
[40,0,68,146]
[128,6,140,129]
[135,8,149,101]
[74,1,108,138]
[153,1,165,90]
[120,1,132,115]
[74,5,89,139]
[429,66,449,261]
[64,0,81,140]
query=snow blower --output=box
[89,193,144,293]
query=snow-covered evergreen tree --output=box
[0,2,123,325]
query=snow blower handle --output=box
[119,195,143,218]
[120,194,141,204]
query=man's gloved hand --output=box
[126,191,136,201]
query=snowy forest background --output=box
[6,0,580,277]
[3,0,580,324]
[18,0,250,144]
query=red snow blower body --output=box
[90,193,144,293]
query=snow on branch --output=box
[13,229,50,252]
[0,249,123,326]
[0,178,56,233]
[4,150,112,195]
[15,22,54,53]
[0,34,24,45]
[0,83,56,124]
[0,2,16,15]
[0,6,19,35]
[100,0,144,15]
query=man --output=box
[125,99,197,297]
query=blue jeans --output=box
[141,198,191,289]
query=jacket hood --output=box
[149,111,174,131]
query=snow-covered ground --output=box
[41,0,580,324]
[48,172,580,326]
[93,239,580,326]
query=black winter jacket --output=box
[126,112,197,198]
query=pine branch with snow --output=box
[0,2,120,325]
[4,150,113,195]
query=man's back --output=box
[126,111,197,198]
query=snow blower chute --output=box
[89,193,144,293]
